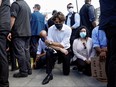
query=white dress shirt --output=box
[48,24,72,49]
[36,39,47,55]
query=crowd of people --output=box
[0,0,116,87]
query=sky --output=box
[10,0,100,16]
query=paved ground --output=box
[9,64,107,87]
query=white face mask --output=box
[68,8,74,13]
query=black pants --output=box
[0,34,9,87]
[105,26,116,87]
[76,58,91,75]
[30,36,40,63]
[8,41,17,70]
[12,37,31,74]
[46,48,70,75]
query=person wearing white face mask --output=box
[65,3,80,59]
[68,7,73,13]
[72,26,95,76]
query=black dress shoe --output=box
[83,70,91,76]
[42,74,53,85]
[28,69,32,75]
[72,66,78,70]
[13,72,28,78]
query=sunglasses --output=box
[67,7,73,9]
[83,42,87,49]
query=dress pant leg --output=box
[105,27,116,87]
[46,49,56,74]
[24,37,31,71]
[0,34,9,87]
[9,41,17,70]
[12,37,28,73]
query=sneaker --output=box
[13,72,28,78]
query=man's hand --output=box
[7,33,12,41]
[45,40,52,46]
[85,60,91,64]
[99,51,106,62]
[35,54,41,62]
[60,48,68,55]
[71,27,75,30]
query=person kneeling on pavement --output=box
[33,30,47,69]
[72,26,95,76]
[42,12,72,85]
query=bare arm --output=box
[45,40,64,48]
[11,17,16,29]
[7,17,16,41]
[0,0,2,6]
[49,45,68,55]
[50,41,64,48]
[36,53,46,61]
[94,47,101,55]
[36,53,46,58]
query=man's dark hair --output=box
[67,3,73,8]
[52,12,66,23]
[85,0,91,3]
[34,4,41,10]
[52,10,57,15]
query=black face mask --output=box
[41,38,45,42]
[55,24,63,30]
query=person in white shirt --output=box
[72,26,95,76]
[42,12,72,85]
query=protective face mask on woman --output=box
[80,32,87,38]
[68,8,74,13]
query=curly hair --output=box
[52,11,66,23]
